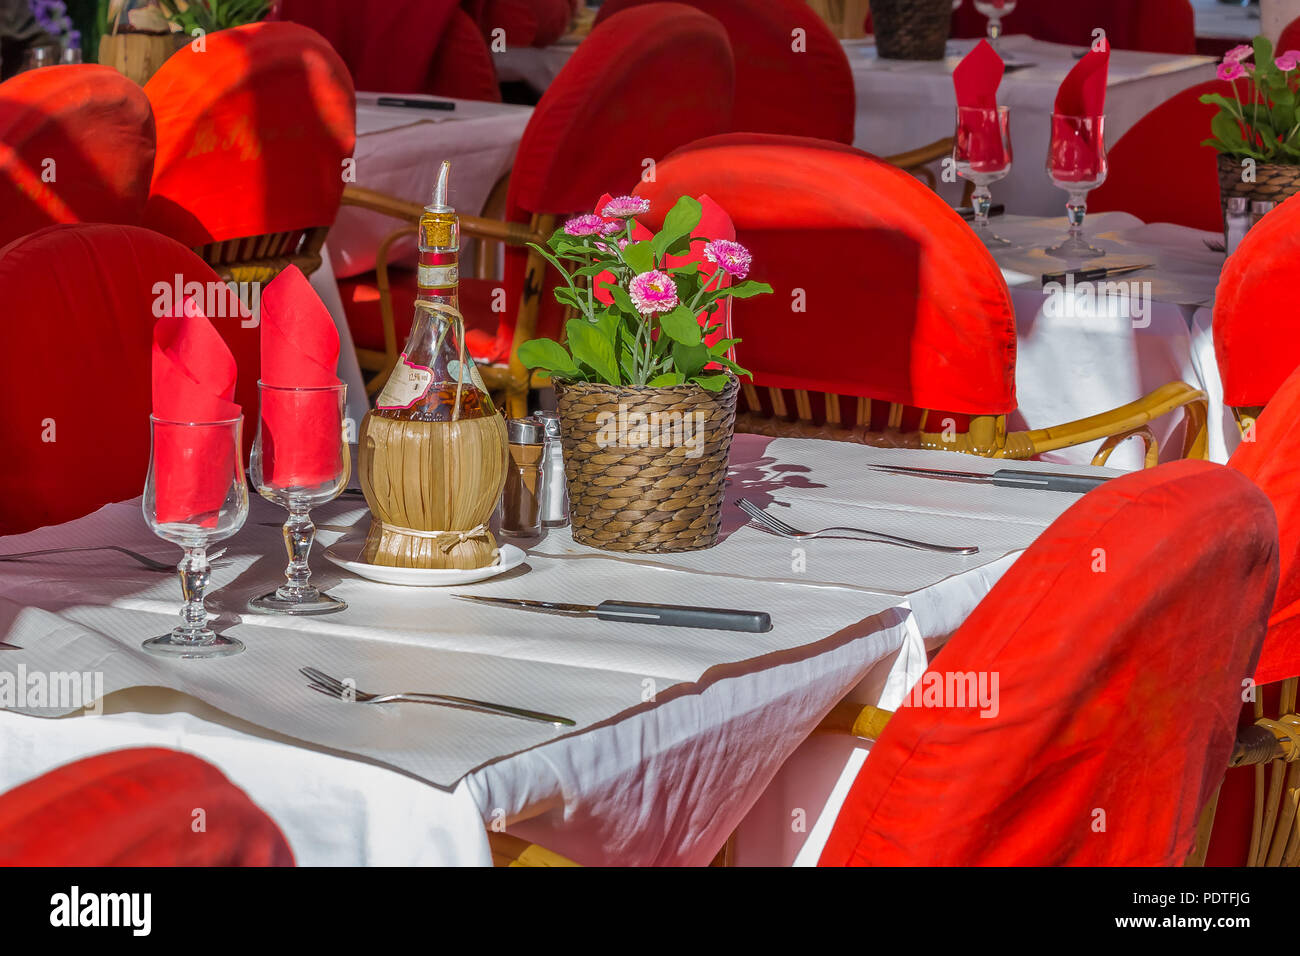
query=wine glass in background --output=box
[974,0,1016,52]
[142,416,249,659]
[955,105,1013,246]
[249,382,350,615]
[20,45,56,71]
[1045,112,1109,259]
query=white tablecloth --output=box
[991,211,1237,469]
[1192,0,1261,40]
[0,435,1106,865]
[849,35,1215,216]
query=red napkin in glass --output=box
[1055,44,1109,116]
[953,40,1006,170]
[152,298,241,525]
[258,265,343,489]
[1050,45,1110,182]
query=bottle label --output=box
[418,262,458,289]
[446,358,488,393]
[375,353,434,410]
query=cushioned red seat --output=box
[634,132,1015,419]
[143,21,356,248]
[597,0,854,144]
[0,64,155,249]
[1280,16,1300,56]
[0,224,259,535]
[0,749,292,865]
[821,460,1277,866]
[1089,80,1235,232]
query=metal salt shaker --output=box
[534,410,569,528]
[499,417,546,538]
[1225,197,1250,256]
[1251,199,1276,231]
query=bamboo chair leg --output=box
[1186,783,1222,867]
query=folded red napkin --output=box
[258,265,344,490]
[1055,45,1109,116]
[953,39,1004,110]
[152,298,241,526]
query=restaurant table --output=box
[989,211,1238,470]
[0,434,1111,866]
[1192,0,1260,43]
[492,37,581,94]
[848,35,1216,216]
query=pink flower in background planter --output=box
[1277,51,1300,71]
[563,214,605,236]
[703,239,753,280]
[601,196,650,219]
[1218,60,1246,81]
[628,270,679,314]
[600,219,624,236]
[1225,44,1254,63]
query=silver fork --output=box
[300,666,576,727]
[0,546,176,573]
[737,498,979,555]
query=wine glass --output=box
[1045,113,1109,260]
[142,416,249,659]
[955,105,1013,246]
[20,45,56,71]
[974,0,1016,52]
[249,382,350,615]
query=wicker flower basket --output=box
[870,0,951,61]
[553,376,739,553]
[1217,153,1300,235]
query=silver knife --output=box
[0,641,19,650]
[869,463,1109,493]
[454,595,772,632]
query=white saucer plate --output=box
[324,536,527,587]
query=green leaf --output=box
[659,306,702,346]
[566,319,620,385]
[721,280,774,299]
[671,342,709,379]
[652,196,703,259]
[622,241,656,274]
[1211,111,1247,150]
[707,354,751,378]
[603,281,638,316]
[666,262,701,276]
[517,338,582,378]
[690,373,732,392]
[648,373,685,387]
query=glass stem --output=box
[176,546,212,643]
[1066,194,1087,240]
[988,17,1002,47]
[280,508,317,597]
[972,186,993,230]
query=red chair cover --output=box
[481,0,572,47]
[0,224,259,535]
[463,2,734,362]
[428,8,502,102]
[143,22,356,248]
[949,0,1194,53]
[821,460,1277,866]
[0,749,293,865]
[1229,364,1300,685]
[1213,191,1300,408]
[1089,80,1235,232]
[0,64,155,250]
[597,0,854,144]
[1280,17,1300,56]
[633,132,1016,416]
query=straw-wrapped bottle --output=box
[357,161,508,569]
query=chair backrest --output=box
[1229,363,1300,685]
[1213,191,1300,411]
[1280,16,1300,56]
[821,460,1277,866]
[0,224,259,535]
[596,0,854,144]
[951,0,1194,53]
[143,22,356,275]
[427,8,502,102]
[0,64,155,250]
[0,749,293,865]
[633,132,1016,426]
[1089,80,1232,232]
[490,2,734,354]
[480,0,572,47]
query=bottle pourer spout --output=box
[429,160,452,212]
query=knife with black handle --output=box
[453,595,773,632]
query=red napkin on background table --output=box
[1050,44,1110,182]
[1055,43,1110,116]
[152,298,241,526]
[953,40,1006,171]
[258,265,344,489]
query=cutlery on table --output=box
[957,203,1005,221]
[867,463,1110,494]
[375,96,455,111]
[1040,263,1152,286]
[0,546,175,573]
[300,666,575,727]
[0,641,19,650]
[737,498,979,556]
[454,594,773,633]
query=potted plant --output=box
[1202,36,1300,226]
[97,0,269,85]
[518,194,771,553]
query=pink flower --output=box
[600,219,624,236]
[563,214,604,236]
[601,195,650,218]
[703,239,753,280]
[628,270,679,315]
[1218,60,1245,81]
[1277,50,1300,71]
[1225,44,1254,63]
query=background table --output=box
[0,436,1107,865]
